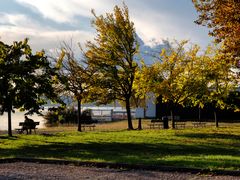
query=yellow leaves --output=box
[55,50,65,69]
[160,48,166,57]
[52,75,59,84]
[35,51,44,57]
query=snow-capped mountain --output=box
[136,35,169,65]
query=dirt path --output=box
[0,162,238,180]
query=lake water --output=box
[0,106,127,130]
[0,110,46,130]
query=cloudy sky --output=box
[0,0,212,52]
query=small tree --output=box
[133,61,164,127]
[142,41,202,128]
[188,44,238,127]
[0,39,58,136]
[187,46,210,121]
[203,45,237,127]
[55,42,94,132]
[85,4,138,130]
[131,66,148,130]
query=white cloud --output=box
[0,13,93,52]
[15,0,120,23]
[0,13,29,27]
[131,6,210,47]
[1,0,211,52]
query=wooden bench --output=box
[15,122,40,134]
[82,124,96,131]
[175,122,186,129]
[148,120,163,129]
[192,122,206,128]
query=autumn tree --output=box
[187,46,210,121]
[193,0,240,63]
[133,60,164,120]
[140,41,203,128]
[178,43,238,127]
[85,4,138,130]
[131,66,148,130]
[0,39,58,136]
[55,42,94,132]
[200,45,237,127]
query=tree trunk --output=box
[214,110,218,128]
[163,116,169,129]
[137,118,142,130]
[198,107,201,121]
[126,98,133,130]
[156,95,163,119]
[7,108,12,137]
[77,99,82,132]
[171,109,175,129]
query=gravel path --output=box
[0,162,239,180]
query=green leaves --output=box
[0,39,58,135]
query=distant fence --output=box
[88,108,135,122]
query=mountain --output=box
[136,35,169,65]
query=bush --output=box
[44,111,59,127]
[44,107,97,126]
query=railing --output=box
[89,108,135,122]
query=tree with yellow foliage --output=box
[184,43,238,127]
[200,45,237,127]
[85,4,138,130]
[138,41,202,128]
[193,0,240,63]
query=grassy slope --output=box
[0,121,240,171]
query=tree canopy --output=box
[135,40,239,127]
[193,0,240,63]
[55,42,94,131]
[0,39,58,136]
[85,4,138,130]
[143,41,203,128]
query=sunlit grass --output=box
[0,120,240,171]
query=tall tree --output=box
[55,42,94,132]
[85,4,138,130]
[193,0,240,63]
[0,39,58,136]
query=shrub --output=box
[44,107,97,126]
[44,111,59,127]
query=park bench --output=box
[148,120,163,129]
[15,121,40,134]
[175,122,186,129]
[192,122,206,128]
[82,124,96,131]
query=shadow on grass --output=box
[176,133,240,140]
[0,135,18,140]
[0,140,239,169]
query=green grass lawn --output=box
[0,123,240,171]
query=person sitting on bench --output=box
[23,116,35,134]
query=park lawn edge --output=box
[0,157,240,176]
